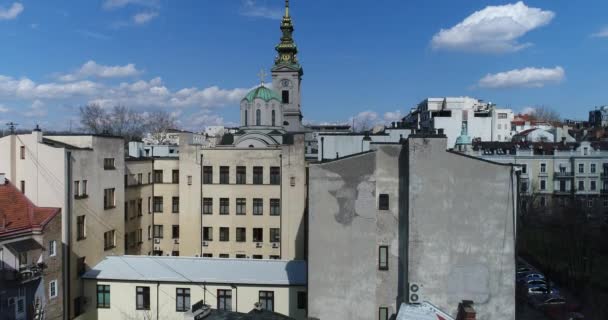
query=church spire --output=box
[274,0,299,67]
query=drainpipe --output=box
[156,282,160,320]
[64,151,72,320]
[320,137,324,162]
[232,284,238,312]
[200,153,204,257]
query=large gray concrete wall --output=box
[308,145,401,320]
[405,136,516,320]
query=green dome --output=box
[243,85,282,103]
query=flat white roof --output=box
[83,256,307,286]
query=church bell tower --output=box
[271,0,304,132]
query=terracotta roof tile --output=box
[0,179,60,237]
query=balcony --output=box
[554,172,574,179]
[601,173,608,180]
[0,263,46,284]
[601,189,608,194]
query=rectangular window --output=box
[591,164,597,173]
[236,166,246,184]
[203,166,213,184]
[154,170,163,183]
[236,198,246,215]
[49,280,58,298]
[20,146,25,159]
[521,164,527,174]
[220,166,229,184]
[137,229,143,243]
[172,197,179,213]
[217,289,232,311]
[236,254,246,259]
[20,180,25,194]
[379,194,389,210]
[74,181,80,198]
[579,180,585,191]
[136,287,150,310]
[253,228,263,242]
[203,198,213,214]
[220,227,230,242]
[137,173,143,184]
[579,163,585,173]
[148,226,152,240]
[259,291,274,312]
[219,254,229,258]
[103,158,115,170]
[379,245,389,270]
[138,199,143,216]
[270,199,281,216]
[270,167,281,185]
[253,198,263,215]
[540,163,546,173]
[202,253,213,258]
[203,227,213,241]
[104,230,115,250]
[236,227,246,242]
[172,170,179,184]
[97,285,110,308]
[153,197,163,213]
[253,166,263,184]
[269,255,280,259]
[49,240,56,257]
[77,215,86,240]
[82,180,87,196]
[220,198,229,215]
[104,188,115,209]
[270,228,280,243]
[591,180,597,191]
[297,292,307,309]
[379,307,389,320]
[153,225,164,238]
[187,175,192,185]
[172,225,180,239]
[252,254,263,259]
[540,180,546,191]
[176,288,190,312]
[282,90,289,104]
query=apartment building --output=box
[308,134,517,320]
[404,97,514,147]
[124,158,154,255]
[0,176,63,320]
[0,130,126,319]
[466,140,608,215]
[79,256,307,320]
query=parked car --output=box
[526,279,547,286]
[531,295,566,309]
[526,285,550,295]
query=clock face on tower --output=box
[281,54,290,62]
[281,79,291,88]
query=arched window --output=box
[271,110,276,126]
[256,109,261,126]
[244,110,248,126]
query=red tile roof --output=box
[0,179,60,237]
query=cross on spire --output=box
[257,69,268,85]
[285,0,290,17]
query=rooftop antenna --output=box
[257,69,268,86]
[6,122,18,134]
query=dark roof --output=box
[0,179,61,238]
[200,308,294,320]
[44,133,124,140]
[219,134,235,145]
[471,141,592,155]
[42,138,92,150]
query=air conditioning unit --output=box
[202,241,209,247]
[154,246,160,251]
[154,239,160,244]
[408,283,422,304]
[272,243,279,248]
[174,239,180,244]
[256,242,262,248]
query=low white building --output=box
[404,97,514,147]
[79,256,307,320]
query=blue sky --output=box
[0,0,607,131]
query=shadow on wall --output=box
[397,144,408,312]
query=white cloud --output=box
[383,110,403,122]
[478,66,565,89]
[133,11,158,25]
[103,0,158,10]
[591,27,608,38]
[431,1,554,53]
[240,0,283,20]
[59,60,141,81]
[0,2,23,20]
[520,107,536,115]
[23,100,47,118]
[0,104,8,113]
[0,75,102,99]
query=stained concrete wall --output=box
[405,136,516,320]
[308,145,402,320]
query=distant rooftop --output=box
[83,256,307,286]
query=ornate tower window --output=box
[245,110,248,126]
[282,91,289,104]
[272,110,276,126]
[256,109,261,126]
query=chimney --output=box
[33,124,43,143]
[456,300,476,320]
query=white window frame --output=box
[540,163,546,173]
[49,280,58,298]
[49,240,56,257]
